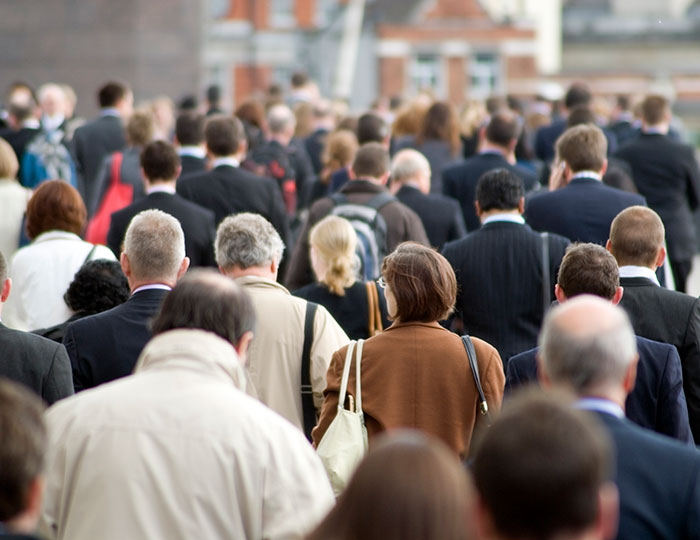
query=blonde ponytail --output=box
[309,216,358,296]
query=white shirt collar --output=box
[571,171,602,181]
[178,146,206,159]
[132,284,172,295]
[100,108,120,118]
[619,265,660,286]
[147,184,176,195]
[21,118,40,129]
[212,157,239,168]
[482,214,525,226]
[575,398,625,418]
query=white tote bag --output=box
[316,339,369,495]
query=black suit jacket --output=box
[442,221,570,361]
[594,410,700,539]
[106,191,217,267]
[176,164,290,244]
[395,185,467,249]
[615,133,700,262]
[442,152,538,231]
[63,288,168,391]
[178,154,206,178]
[524,176,646,245]
[71,114,126,205]
[619,275,700,442]
[505,336,693,443]
[535,119,618,162]
[0,323,74,404]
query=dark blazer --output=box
[615,133,700,263]
[63,288,168,391]
[71,114,126,206]
[442,152,538,231]
[0,323,74,405]
[505,336,694,444]
[442,221,570,362]
[176,164,290,244]
[178,154,206,178]
[395,185,467,249]
[394,136,462,194]
[524,176,646,245]
[107,191,217,267]
[593,411,700,539]
[535,119,618,162]
[304,128,329,175]
[619,275,700,443]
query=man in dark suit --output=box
[107,141,216,267]
[71,81,131,207]
[614,95,700,292]
[177,116,290,245]
[442,110,538,231]
[506,243,692,444]
[442,169,569,363]
[304,100,334,176]
[391,148,466,249]
[64,209,190,391]
[539,296,700,539]
[0,251,73,405]
[174,111,206,178]
[525,124,645,246]
[608,206,700,442]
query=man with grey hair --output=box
[391,148,466,249]
[216,212,348,437]
[64,209,189,391]
[539,296,700,539]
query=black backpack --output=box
[244,142,297,216]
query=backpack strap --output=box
[301,301,319,441]
[364,191,396,211]
[330,192,347,206]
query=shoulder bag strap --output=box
[461,334,491,426]
[370,281,383,334]
[354,339,365,416]
[337,341,357,411]
[301,301,319,440]
[365,282,376,337]
[82,244,98,266]
[110,151,123,187]
[540,232,550,318]
[365,191,396,211]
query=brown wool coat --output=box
[312,321,505,457]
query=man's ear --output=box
[120,252,131,279]
[623,354,639,394]
[599,158,608,177]
[517,196,525,214]
[612,286,624,305]
[234,330,254,365]
[537,354,552,388]
[474,200,482,217]
[379,171,390,186]
[176,257,190,280]
[237,139,248,158]
[655,246,666,269]
[605,239,613,253]
[0,277,11,303]
[554,283,567,304]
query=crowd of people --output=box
[1,73,700,540]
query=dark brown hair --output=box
[26,180,87,239]
[641,94,670,126]
[205,115,246,157]
[485,110,521,147]
[609,206,665,268]
[557,243,619,300]
[175,112,205,146]
[381,242,456,322]
[416,101,461,156]
[235,100,266,130]
[141,140,180,182]
[307,431,475,540]
[351,142,389,180]
[555,124,607,173]
[98,81,129,108]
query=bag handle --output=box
[366,282,376,337]
[336,339,365,416]
[461,335,491,426]
[354,339,364,415]
[541,232,550,318]
[337,341,356,412]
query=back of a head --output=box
[215,213,285,271]
[390,148,430,185]
[151,269,255,346]
[539,295,637,394]
[123,209,185,283]
[557,243,619,300]
[307,431,475,540]
[357,113,388,145]
[476,168,523,212]
[290,71,309,90]
[0,378,46,527]
[564,83,592,110]
[205,115,245,157]
[98,81,128,109]
[64,259,130,316]
[323,129,358,171]
[351,142,389,180]
[417,102,458,149]
[267,103,296,135]
[609,206,665,268]
[0,138,19,179]
[485,110,520,147]
[310,216,358,296]
[126,110,154,147]
[641,94,670,126]
[235,100,265,130]
[25,180,87,240]
[472,391,614,540]
[141,140,180,183]
[555,124,607,173]
[37,83,65,114]
[566,105,596,128]
[175,112,205,146]
[206,84,221,105]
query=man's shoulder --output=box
[0,324,61,353]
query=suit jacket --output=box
[71,114,126,206]
[394,136,462,194]
[63,288,169,391]
[524,176,646,245]
[178,154,206,178]
[312,321,505,457]
[594,410,700,539]
[505,336,693,444]
[107,191,217,267]
[619,275,700,442]
[395,185,467,249]
[615,133,700,262]
[176,164,290,244]
[304,128,328,175]
[535,118,618,162]
[442,221,570,362]
[442,152,538,231]
[0,322,74,405]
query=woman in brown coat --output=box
[312,242,504,457]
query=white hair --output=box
[215,213,285,270]
[124,209,185,282]
[267,104,296,135]
[390,149,431,183]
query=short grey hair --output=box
[215,213,285,270]
[390,149,431,183]
[123,209,185,282]
[539,295,637,394]
[267,104,296,135]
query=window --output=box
[269,0,296,27]
[410,54,442,94]
[316,0,338,27]
[470,52,500,99]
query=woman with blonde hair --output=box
[293,215,389,340]
[0,138,32,259]
[309,129,358,203]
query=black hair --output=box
[64,259,130,315]
[476,168,524,212]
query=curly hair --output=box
[64,259,130,315]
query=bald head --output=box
[539,295,637,396]
[390,149,431,193]
[608,206,665,268]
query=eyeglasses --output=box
[377,276,386,289]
